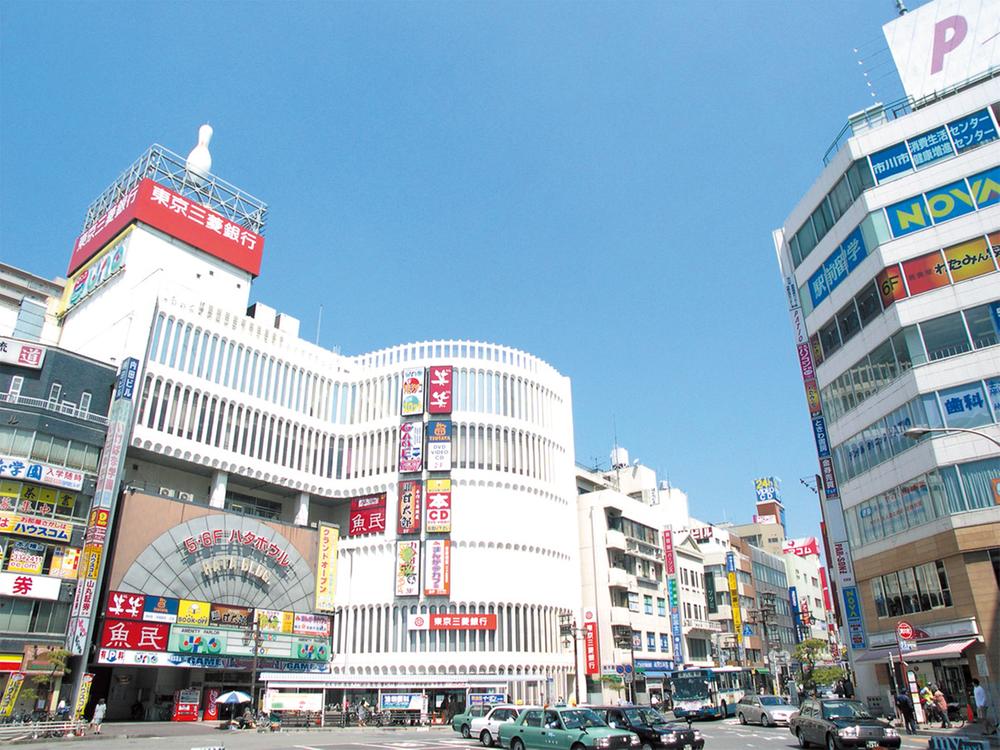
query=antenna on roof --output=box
[894,0,908,15]
[316,304,323,346]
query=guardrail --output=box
[0,719,85,742]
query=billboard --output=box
[0,572,60,601]
[398,421,423,473]
[314,523,338,612]
[726,552,742,645]
[425,420,452,471]
[68,178,264,277]
[425,479,452,533]
[424,539,451,597]
[782,537,820,557]
[753,477,780,503]
[395,541,420,597]
[61,227,131,314]
[400,368,425,416]
[427,365,453,414]
[397,481,422,535]
[883,0,1000,102]
[0,339,45,370]
[407,612,497,631]
[348,493,386,537]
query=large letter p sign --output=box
[930,14,968,74]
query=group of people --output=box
[894,678,996,735]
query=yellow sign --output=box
[0,513,72,543]
[74,674,93,720]
[50,547,81,578]
[177,599,210,626]
[727,571,742,645]
[314,523,339,612]
[256,609,293,634]
[0,673,24,717]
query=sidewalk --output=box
[910,721,999,748]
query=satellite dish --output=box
[184,124,213,185]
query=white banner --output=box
[0,572,61,601]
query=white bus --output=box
[668,667,752,720]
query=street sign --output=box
[742,624,753,637]
[896,621,914,641]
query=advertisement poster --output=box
[0,512,73,543]
[425,420,452,472]
[662,530,675,576]
[395,541,420,597]
[6,541,44,574]
[293,613,331,637]
[0,673,24,717]
[177,600,211,626]
[349,493,387,537]
[143,595,179,623]
[209,604,252,628]
[314,523,339,612]
[397,481,422,535]
[423,539,451,597]
[49,546,81,578]
[400,368,425,416]
[427,365,453,414]
[256,609,293,633]
[74,673,94,719]
[398,422,423,473]
[425,479,452,533]
[726,552,742,645]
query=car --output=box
[497,706,640,750]
[736,695,796,727]
[472,705,526,747]
[454,705,494,738]
[789,699,900,750]
[587,705,705,750]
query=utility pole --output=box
[249,617,262,711]
[559,614,586,705]
[749,592,779,694]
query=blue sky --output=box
[0,1,919,539]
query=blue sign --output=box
[812,415,831,458]
[789,586,803,644]
[948,108,999,153]
[887,166,1000,239]
[668,578,684,663]
[842,586,868,650]
[636,658,674,673]
[115,357,139,401]
[725,551,735,574]
[869,141,912,183]
[143,595,179,622]
[907,126,953,168]
[990,302,1000,339]
[970,165,1000,209]
[742,623,753,637]
[807,228,869,308]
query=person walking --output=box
[90,699,107,734]
[973,679,997,735]
[895,692,917,734]
[932,686,950,729]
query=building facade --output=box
[774,0,1000,712]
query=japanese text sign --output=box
[0,512,73,543]
[0,339,45,370]
[0,572,60,601]
[408,612,497,631]
[427,365,453,414]
[425,479,452,533]
[425,420,452,472]
[348,493,386,537]
[314,523,338,612]
[662,530,675,576]
[423,539,451,597]
[100,619,170,652]
[395,541,420,597]
[0,460,83,492]
[397,481,422,535]
[398,421,423,472]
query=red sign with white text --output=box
[427,366,453,414]
[782,537,820,557]
[106,590,145,620]
[348,493,387,537]
[68,178,264,277]
[583,607,600,675]
[662,530,675,576]
[99,618,169,652]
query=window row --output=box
[606,515,658,546]
[632,630,672,653]
[0,598,69,636]
[0,539,80,579]
[751,562,788,589]
[0,479,87,521]
[610,553,662,583]
[136,375,560,483]
[846,455,1000,549]
[0,426,102,474]
[790,159,875,267]
[822,299,1000,425]
[833,377,1000,484]
[870,560,952,618]
[150,314,560,427]
[331,602,565,654]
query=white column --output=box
[210,470,227,509]
[295,492,310,526]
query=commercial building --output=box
[774,0,1000,713]
[23,137,581,719]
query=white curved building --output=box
[52,144,580,716]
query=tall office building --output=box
[774,0,999,711]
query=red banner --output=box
[106,590,145,620]
[68,178,264,277]
[99,619,169,652]
[427,366,453,414]
[349,493,387,537]
[584,621,600,674]
[662,530,675,576]
[782,537,820,557]
[397,481,422,535]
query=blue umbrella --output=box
[215,691,252,704]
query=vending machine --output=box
[172,688,201,721]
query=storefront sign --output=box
[100,619,170,652]
[180,528,292,567]
[177,600,211,626]
[886,165,1000,238]
[407,612,497,631]
[62,227,130,314]
[425,420,452,471]
[668,577,683,663]
[832,541,855,587]
[753,514,777,524]
[167,624,328,660]
[583,608,600,675]
[425,479,452,533]
[0,655,22,673]
[427,365,453,414]
[726,552,742,646]
[782,537,820,557]
[690,527,713,542]
[268,692,323,712]
[424,539,451,596]
[0,459,82,492]
[0,673,24,717]
[143,595,179,623]
[210,604,252,628]
[400,368,425,416]
[314,523,339,612]
[0,572,60,601]
[395,541,420,596]
[662,530,675,576]
[705,572,717,614]
[348,493,386,537]
[107,590,145,620]
[0,339,45,370]
[398,421,423,473]
[292,613,331,637]
[99,648,330,672]
[397,481,422,535]
[49,546,80,579]
[256,609,293,634]
[6,541,45,574]
[841,586,868,649]
[380,693,422,711]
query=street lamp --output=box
[903,426,1000,450]
[559,614,586,705]
[612,627,637,704]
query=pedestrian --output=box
[90,699,107,734]
[650,693,660,709]
[357,700,368,727]
[933,686,950,729]
[895,692,917,734]
[973,679,997,735]
[843,677,855,699]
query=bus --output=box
[668,667,752,720]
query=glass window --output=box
[919,392,946,430]
[939,465,967,513]
[29,434,51,462]
[647,632,655,651]
[820,320,842,357]
[957,456,1000,509]
[964,302,1000,349]
[897,567,920,614]
[829,175,854,220]
[837,301,862,344]
[790,234,803,266]
[627,592,639,612]
[644,596,653,615]
[882,572,903,617]
[936,561,953,606]
[939,382,992,429]
[657,598,666,617]
[868,339,898,391]
[871,577,888,617]
[920,311,972,361]
[914,561,944,610]
[891,326,924,370]
[797,218,818,262]
[856,282,883,326]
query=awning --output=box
[855,638,979,663]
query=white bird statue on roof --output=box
[184,124,213,185]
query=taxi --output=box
[497,706,639,750]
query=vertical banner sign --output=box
[705,571,717,614]
[0,673,24,717]
[67,357,140,658]
[397,480,422,535]
[841,586,868,650]
[726,552,743,646]
[74,673,94,719]
[314,523,339,612]
[425,420,453,471]
[398,421,424,473]
[789,586,804,643]
[583,608,600,675]
[427,365,453,414]
[423,539,451,596]
[662,530,675,576]
[425,479,452,533]
[395,541,420,596]
[348,493,386,537]
[668,578,684,664]
[400,368,425,416]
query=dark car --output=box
[789,699,900,750]
[588,705,705,750]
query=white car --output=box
[471,705,527,747]
[736,694,796,726]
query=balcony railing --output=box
[0,392,109,426]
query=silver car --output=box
[736,695,796,726]
[471,705,527,747]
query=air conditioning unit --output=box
[159,486,177,498]
[177,491,194,502]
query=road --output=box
[17,717,937,750]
